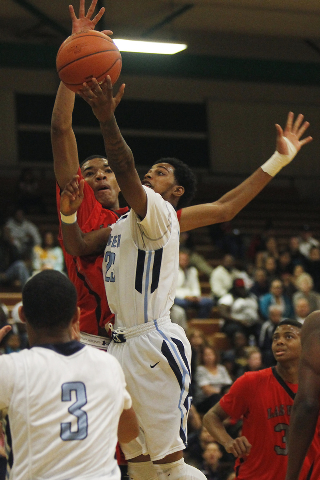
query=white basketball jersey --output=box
[102,187,180,328]
[0,342,131,480]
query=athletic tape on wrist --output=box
[261,137,297,177]
[60,212,77,224]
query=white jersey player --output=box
[59,73,312,480]
[0,270,139,480]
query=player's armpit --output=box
[118,406,140,444]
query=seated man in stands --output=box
[174,248,214,319]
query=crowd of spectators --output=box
[1,170,320,479]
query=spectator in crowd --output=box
[187,328,207,393]
[259,278,294,320]
[16,167,46,214]
[235,346,264,378]
[293,297,310,325]
[180,231,213,279]
[263,255,278,285]
[263,236,279,261]
[0,248,33,290]
[298,224,320,260]
[258,304,283,367]
[3,331,21,354]
[174,248,214,319]
[10,301,29,349]
[218,278,260,339]
[305,245,320,292]
[199,442,224,480]
[210,255,240,301]
[33,230,65,273]
[249,268,269,300]
[170,303,188,330]
[293,272,320,313]
[4,208,41,254]
[288,235,306,267]
[292,263,305,284]
[194,345,232,414]
[280,272,297,299]
[0,226,20,274]
[277,249,293,276]
[185,426,216,468]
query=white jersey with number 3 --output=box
[103,187,180,329]
[0,342,131,480]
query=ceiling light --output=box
[113,39,187,55]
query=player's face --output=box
[272,325,301,363]
[81,158,120,209]
[142,163,182,203]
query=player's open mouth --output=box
[143,182,153,189]
[97,186,110,191]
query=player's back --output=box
[1,342,128,480]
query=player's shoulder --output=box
[237,368,272,386]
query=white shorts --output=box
[108,318,192,462]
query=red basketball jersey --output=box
[220,367,314,480]
[56,169,128,335]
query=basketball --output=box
[56,31,122,92]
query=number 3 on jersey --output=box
[60,382,88,441]
[105,251,116,282]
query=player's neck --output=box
[275,362,299,384]
[27,327,73,346]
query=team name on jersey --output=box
[107,234,121,249]
[267,404,292,419]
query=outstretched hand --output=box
[60,175,84,216]
[0,325,12,343]
[276,112,312,155]
[69,0,112,38]
[78,76,125,124]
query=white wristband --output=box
[261,137,297,177]
[60,212,77,224]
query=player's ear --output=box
[18,305,27,324]
[173,185,184,198]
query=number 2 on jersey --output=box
[60,382,88,441]
[105,251,116,282]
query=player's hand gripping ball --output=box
[56,30,122,92]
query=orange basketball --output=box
[56,31,122,92]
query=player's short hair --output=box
[159,157,197,209]
[80,155,108,168]
[277,319,302,329]
[22,270,77,330]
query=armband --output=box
[60,212,77,224]
[261,137,297,177]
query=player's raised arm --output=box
[203,403,252,458]
[79,77,148,219]
[52,0,112,189]
[179,112,312,232]
[285,312,320,480]
[60,175,111,256]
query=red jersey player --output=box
[203,320,317,480]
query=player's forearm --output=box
[118,407,140,444]
[203,410,232,448]
[61,221,107,256]
[52,83,79,188]
[214,168,272,221]
[51,82,75,132]
[99,115,135,175]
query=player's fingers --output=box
[79,179,85,197]
[69,5,77,21]
[114,84,125,106]
[284,111,294,133]
[93,7,105,24]
[79,0,85,18]
[299,136,313,146]
[292,113,304,134]
[275,123,283,138]
[102,30,113,37]
[296,121,310,139]
[86,0,98,18]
